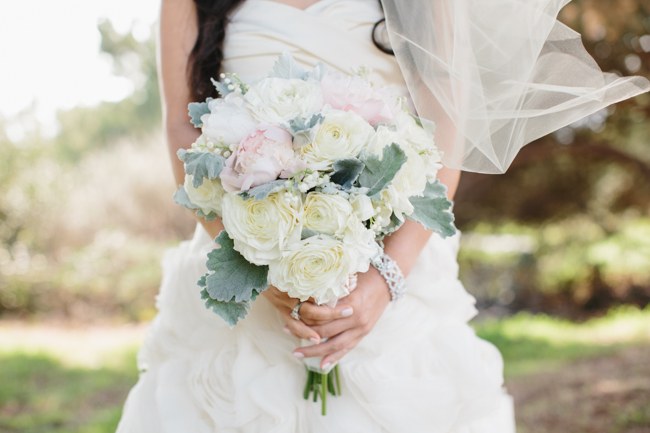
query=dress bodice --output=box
[222,0,407,90]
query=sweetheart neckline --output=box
[254,0,338,13]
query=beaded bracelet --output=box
[370,252,407,301]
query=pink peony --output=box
[321,72,394,125]
[220,125,302,193]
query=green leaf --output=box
[271,52,307,79]
[188,101,211,128]
[240,180,286,200]
[330,159,365,190]
[301,228,319,239]
[289,114,323,134]
[358,143,407,197]
[177,150,225,188]
[408,181,457,238]
[200,288,250,327]
[173,186,199,210]
[203,231,269,303]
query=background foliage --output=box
[0,2,648,322]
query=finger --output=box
[299,302,354,325]
[293,330,360,359]
[321,348,350,370]
[311,317,356,340]
[283,314,321,342]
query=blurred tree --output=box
[52,20,161,162]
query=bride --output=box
[117,0,648,431]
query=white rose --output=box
[395,112,443,182]
[379,185,414,222]
[221,192,302,265]
[350,194,375,221]
[302,193,353,237]
[299,109,374,169]
[366,125,400,158]
[342,218,380,267]
[183,174,225,216]
[245,78,323,124]
[392,147,429,199]
[268,235,357,304]
[201,94,257,145]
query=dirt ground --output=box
[507,345,650,433]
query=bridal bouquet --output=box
[175,53,456,414]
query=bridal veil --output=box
[382,0,650,173]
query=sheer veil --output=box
[381,0,650,173]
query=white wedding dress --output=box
[117,1,516,431]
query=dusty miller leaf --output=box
[358,143,407,197]
[330,159,365,190]
[202,232,269,303]
[270,52,307,79]
[200,288,251,327]
[177,149,225,188]
[408,181,457,238]
[288,114,323,134]
[240,180,286,200]
[173,186,199,210]
[188,100,211,128]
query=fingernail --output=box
[293,351,304,359]
[310,336,320,344]
[341,307,353,317]
[322,362,331,370]
[282,326,291,335]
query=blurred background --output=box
[0,1,648,432]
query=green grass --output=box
[474,305,650,376]
[0,306,648,432]
[0,351,137,433]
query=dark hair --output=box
[188,0,393,101]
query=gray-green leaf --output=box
[330,158,365,190]
[173,186,199,210]
[289,114,323,134]
[271,52,307,79]
[408,181,457,238]
[240,180,286,200]
[203,232,269,303]
[200,288,251,327]
[188,101,211,128]
[358,143,407,197]
[177,149,225,188]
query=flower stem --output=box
[321,372,328,416]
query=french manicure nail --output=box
[293,351,304,359]
[322,362,331,370]
[310,336,320,344]
[282,326,291,335]
[341,307,353,317]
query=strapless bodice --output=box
[222,0,407,90]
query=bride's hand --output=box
[292,268,391,369]
[262,286,354,343]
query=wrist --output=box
[361,266,391,305]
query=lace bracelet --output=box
[370,252,406,302]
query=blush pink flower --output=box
[321,72,394,125]
[220,125,302,193]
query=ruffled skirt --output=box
[116,225,515,433]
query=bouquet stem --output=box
[303,365,341,415]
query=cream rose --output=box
[201,94,257,145]
[268,235,357,304]
[221,192,302,265]
[183,174,225,216]
[245,77,323,124]
[299,109,374,169]
[350,194,375,221]
[302,193,353,237]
